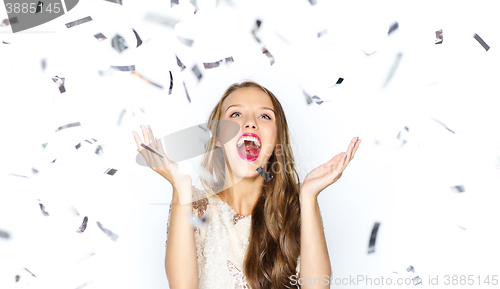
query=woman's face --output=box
[217,87,277,179]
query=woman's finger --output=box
[350,138,361,161]
[148,125,156,146]
[141,124,151,146]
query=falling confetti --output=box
[450,185,465,193]
[473,33,490,51]
[76,216,88,233]
[252,19,262,43]
[388,22,399,35]
[0,229,10,239]
[262,47,275,65]
[435,29,443,44]
[65,16,93,28]
[111,34,128,53]
[183,81,191,103]
[169,71,173,95]
[413,276,422,285]
[51,76,66,93]
[430,117,455,134]
[96,222,119,241]
[192,65,203,80]
[203,56,234,69]
[94,33,107,42]
[103,168,118,176]
[383,52,403,88]
[368,222,380,253]
[256,166,272,182]
[407,265,415,273]
[38,200,49,216]
[140,143,165,158]
[56,122,81,132]
[176,55,186,71]
[132,28,143,47]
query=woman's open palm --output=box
[132,124,192,192]
[300,137,361,199]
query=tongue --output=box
[238,142,259,159]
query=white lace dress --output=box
[166,185,301,289]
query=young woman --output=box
[132,81,361,288]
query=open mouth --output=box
[236,133,261,162]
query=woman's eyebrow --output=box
[225,104,275,114]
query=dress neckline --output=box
[213,194,251,218]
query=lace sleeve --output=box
[166,185,209,246]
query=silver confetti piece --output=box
[473,33,490,51]
[75,143,81,150]
[35,1,42,13]
[51,76,66,93]
[96,221,119,241]
[38,200,49,216]
[430,117,455,134]
[412,276,422,285]
[95,145,104,155]
[183,81,191,103]
[140,143,165,158]
[111,34,128,53]
[435,29,443,44]
[383,52,403,88]
[94,33,107,42]
[303,91,313,105]
[132,28,143,47]
[77,216,88,233]
[111,65,135,71]
[192,65,202,80]
[104,168,118,176]
[171,0,179,7]
[176,55,186,71]
[65,16,93,28]
[317,29,328,38]
[308,0,318,4]
[262,47,275,65]
[203,56,234,69]
[23,268,36,277]
[368,222,380,254]
[169,71,173,95]
[42,143,48,149]
[15,275,20,282]
[256,166,272,182]
[0,229,10,239]
[311,95,324,105]
[56,122,81,132]
[407,265,415,273]
[388,22,399,35]
[450,185,465,193]
[252,19,262,43]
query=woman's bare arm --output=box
[165,186,198,289]
[298,195,331,289]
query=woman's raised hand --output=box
[132,124,192,193]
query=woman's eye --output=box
[230,112,271,120]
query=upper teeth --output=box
[237,136,261,148]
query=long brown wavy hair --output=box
[199,81,301,289]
